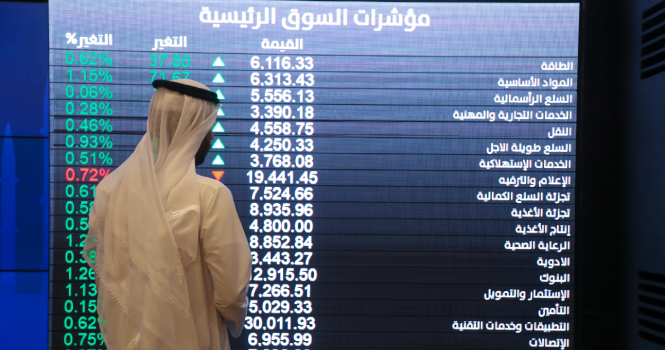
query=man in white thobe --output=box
[83,79,251,350]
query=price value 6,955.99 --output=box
[248,331,313,347]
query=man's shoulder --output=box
[196,174,227,191]
[196,175,234,212]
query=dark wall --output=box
[624,0,665,349]
[577,0,629,348]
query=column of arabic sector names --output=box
[453,60,575,349]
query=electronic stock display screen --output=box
[48,1,579,349]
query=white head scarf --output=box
[83,79,220,349]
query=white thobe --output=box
[97,176,251,350]
[187,175,252,349]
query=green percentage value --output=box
[64,184,97,198]
[65,85,113,99]
[65,135,113,149]
[66,68,112,82]
[65,151,113,165]
[64,51,113,66]
[65,102,113,115]
[65,118,113,132]
[62,331,104,346]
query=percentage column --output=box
[58,51,117,348]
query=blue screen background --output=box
[0,2,49,349]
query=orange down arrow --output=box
[212,171,225,181]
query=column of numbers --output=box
[245,55,316,349]
[56,51,113,349]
